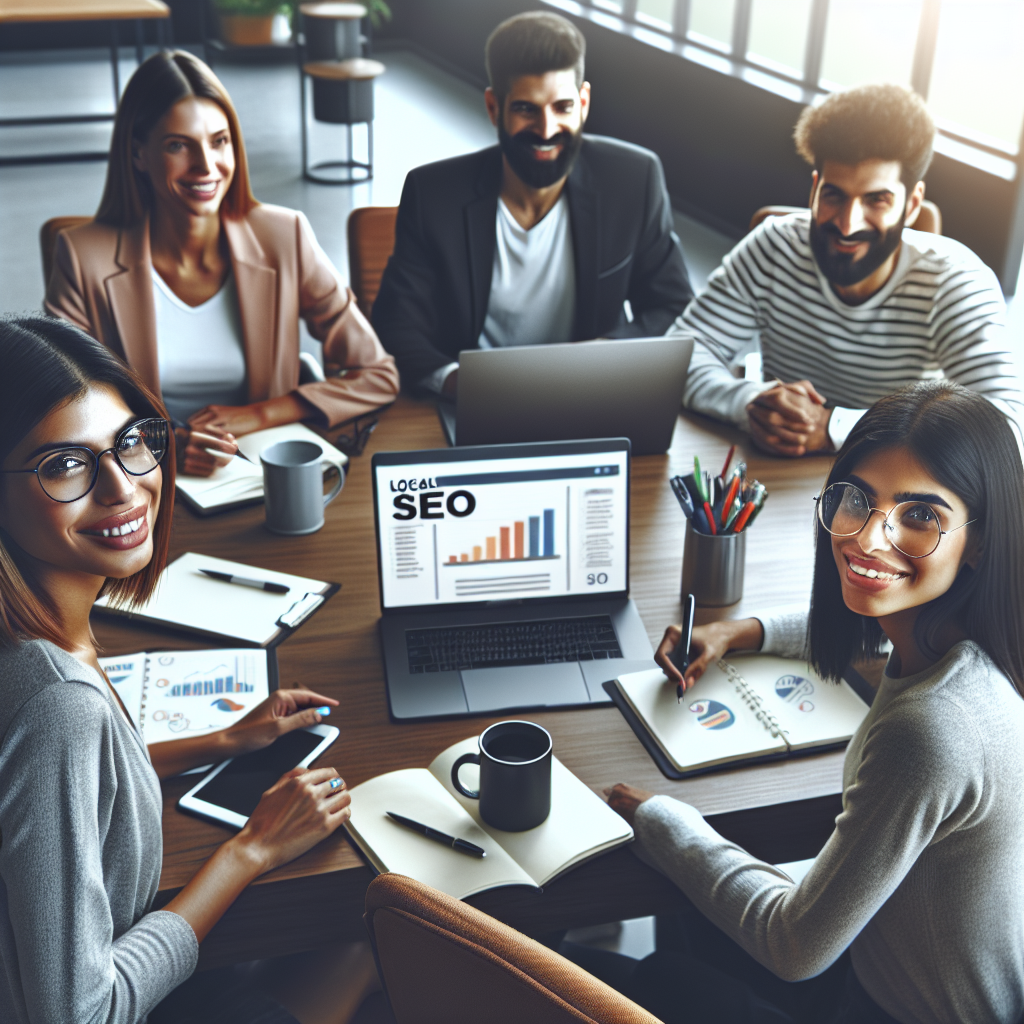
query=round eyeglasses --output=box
[816,482,975,559]
[1,418,169,503]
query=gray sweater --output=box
[0,640,198,1024]
[633,611,1024,1024]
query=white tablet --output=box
[179,724,340,829]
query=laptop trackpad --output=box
[461,663,589,713]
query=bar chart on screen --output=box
[444,508,558,566]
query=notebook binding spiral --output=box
[139,656,150,729]
[718,660,788,740]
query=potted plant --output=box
[215,0,291,47]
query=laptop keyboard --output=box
[406,616,623,673]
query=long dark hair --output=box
[0,315,176,646]
[809,381,1024,695]
[95,50,257,227]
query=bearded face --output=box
[497,118,584,189]
[810,210,906,287]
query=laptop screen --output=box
[373,441,630,610]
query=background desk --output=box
[94,395,845,969]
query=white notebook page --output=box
[429,737,633,887]
[617,667,788,773]
[345,768,534,898]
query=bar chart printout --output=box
[446,508,557,565]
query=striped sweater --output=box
[675,212,1022,446]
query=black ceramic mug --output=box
[450,720,553,832]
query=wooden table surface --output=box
[94,395,844,969]
[0,0,168,22]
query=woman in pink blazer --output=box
[46,50,399,476]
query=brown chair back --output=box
[365,874,662,1024]
[748,200,942,235]
[40,216,93,288]
[346,205,397,317]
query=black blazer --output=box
[372,135,694,384]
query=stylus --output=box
[386,811,486,857]
[200,569,290,594]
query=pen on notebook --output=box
[199,569,290,594]
[673,594,697,702]
[386,811,486,858]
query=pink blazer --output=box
[44,204,400,428]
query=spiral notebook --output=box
[606,656,871,779]
[98,647,275,744]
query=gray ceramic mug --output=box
[260,440,343,535]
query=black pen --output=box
[672,594,697,703]
[669,476,694,519]
[199,569,290,594]
[386,811,486,858]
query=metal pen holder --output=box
[681,524,746,607]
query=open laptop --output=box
[372,439,656,721]
[437,336,694,455]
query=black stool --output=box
[299,1,383,184]
[300,58,385,183]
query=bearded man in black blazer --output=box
[372,11,693,395]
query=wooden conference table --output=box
[93,395,850,970]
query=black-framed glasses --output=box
[816,481,975,559]
[334,414,378,457]
[1,417,169,503]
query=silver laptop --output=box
[437,336,693,455]
[372,439,656,721]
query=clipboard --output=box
[93,552,340,648]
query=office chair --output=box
[346,205,397,318]
[364,873,663,1024]
[748,199,942,235]
[40,215,92,287]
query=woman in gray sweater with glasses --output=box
[589,382,1024,1024]
[0,315,356,1024]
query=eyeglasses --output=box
[1,417,169,503]
[334,414,378,457]
[816,482,975,559]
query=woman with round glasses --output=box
[588,382,1024,1023]
[45,50,399,477]
[0,316,375,1023]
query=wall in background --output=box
[380,0,1023,292]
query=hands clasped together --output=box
[746,380,833,457]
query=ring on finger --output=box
[329,778,342,790]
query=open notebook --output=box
[607,655,872,779]
[93,552,338,647]
[98,647,273,743]
[344,736,633,900]
[176,423,348,515]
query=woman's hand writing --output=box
[225,689,339,758]
[237,766,351,874]
[175,423,238,477]
[655,617,765,692]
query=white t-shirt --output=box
[152,268,248,423]
[421,193,577,393]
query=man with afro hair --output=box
[677,83,1021,455]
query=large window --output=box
[574,0,1024,162]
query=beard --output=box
[809,209,905,287]
[497,119,583,189]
